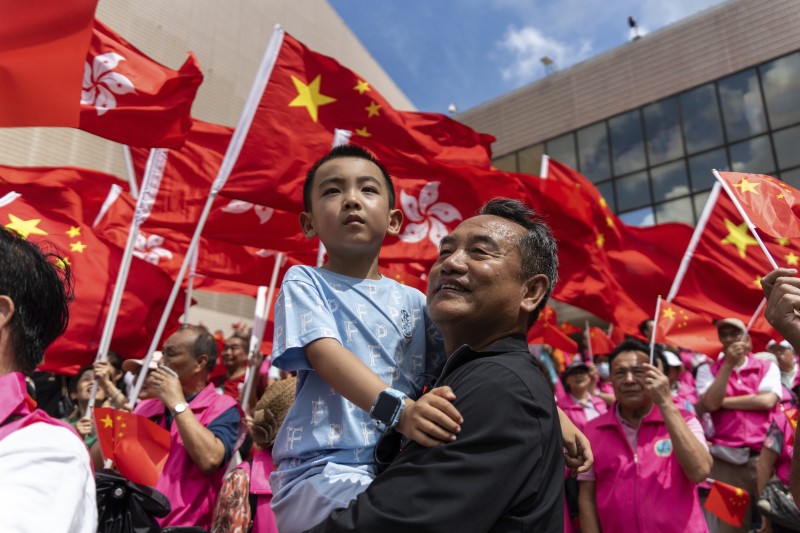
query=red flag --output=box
[94,407,170,487]
[0,0,98,127]
[0,184,183,374]
[559,322,582,336]
[587,326,615,356]
[225,32,495,212]
[527,306,579,353]
[703,480,750,527]
[717,172,800,238]
[78,19,203,148]
[654,299,721,356]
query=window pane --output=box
[615,171,650,212]
[688,148,728,192]
[781,167,800,189]
[596,181,616,213]
[609,110,646,175]
[577,122,611,182]
[651,160,690,202]
[729,135,775,174]
[693,192,712,224]
[643,98,684,165]
[518,144,544,175]
[619,206,655,227]
[718,69,767,142]
[680,84,725,154]
[655,197,694,225]
[760,52,800,130]
[774,125,800,171]
[545,133,577,169]
[493,152,517,172]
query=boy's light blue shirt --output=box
[270,266,444,490]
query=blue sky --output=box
[330,0,729,114]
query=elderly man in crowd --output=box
[578,339,712,533]
[697,318,782,532]
[0,226,97,531]
[134,324,243,529]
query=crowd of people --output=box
[1,145,800,532]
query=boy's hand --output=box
[396,386,462,447]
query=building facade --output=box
[459,0,800,227]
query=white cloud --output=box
[497,25,592,85]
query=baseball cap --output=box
[121,351,163,373]
[715,318,747,333]
[662,350,683,368]
[562,360,590,378]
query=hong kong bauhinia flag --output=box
[0,0,98,127]
[78,19,203,148]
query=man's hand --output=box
[722,340,749,369]
[558,408,594,475]
[397,386,462,447]
[762,268,800,348]
[642,363,671,407]
[149,367,185,410]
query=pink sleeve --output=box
[686,416,709,451]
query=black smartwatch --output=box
[370,389,406,433]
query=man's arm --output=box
[646,364,712,483]
[700,342,747,412]
[306,338,462,446]
[756,447,779,497]
[578,481,601,533]
[721,393,779,411]
[309,364,564,532]
[558,407,594,475]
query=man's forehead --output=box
[612,350,648,367]
[446,215,525,243]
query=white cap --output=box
[662,350,682,368]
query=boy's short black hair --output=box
[303,145,395,211]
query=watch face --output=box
[372,393,400,424]
[174,403,187,414]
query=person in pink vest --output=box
[0,226,97,532]
[578,339,712,533]
[696,317,782,533]
[656,349,699,413]
[755,407,798,532]
[135,324,243,530]
[770,339,800,408]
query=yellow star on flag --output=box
[778,193,785,199]
[55,257,71,269]
[606,216,614,228]
[5,214,48,239]
[777,237,791,246]
[353,79,370,95]
[365,101,381,118]
[734,177,759,194]
[355,127,371,138]
[101,415,113,429]
[596,233,605,248]
[754,276,762,289]
[599,197,607,209]
[662,307,676,320]
[289,75,337,123]
[69,241,87,253]
[786,252,799,266]
[721,219,758,258]
[66,226,81,238]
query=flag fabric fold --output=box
[94,407,170,487]
[716,172,800,239]
[527,306,578,353]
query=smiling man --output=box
[309,198,565,532]
[578,339,712,533]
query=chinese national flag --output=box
[0,184,184,374]
[78,19,203,148]
[559,322,582,336]
[521,159,694,335]
[587,326,616,356]
[672,189,799,340]
[225,32,495,213]
[654,299,721,356]
[94,407,170,487]
[717,172,800,238]
[0,0,98,127]
[527,306,579,353]
[704,480,750,527]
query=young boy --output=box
[269,145,463,533]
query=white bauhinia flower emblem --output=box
[221,199,274,224]
[133,232,173,265]
[81,52,136,115]
[398,182,462,245]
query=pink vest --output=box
[558,393,607,433]
[584,406,708,533]
[135,384,241,529]
[0,372,80,442]
[709,357,773,450]
[675,381,699,409]
[236,449,278,533]
[771,410,795,486]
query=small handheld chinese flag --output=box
[94,407,170,487]
[654,299,721,357]
[703,480,750,527]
